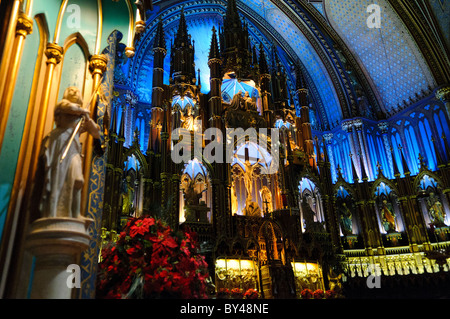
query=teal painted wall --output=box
[0,19,40,239]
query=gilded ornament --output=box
[89,54,108,75]
[16,13,33,37]
[125,46,136,58]
[45,43,64,65]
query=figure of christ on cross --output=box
[234,147,263,203]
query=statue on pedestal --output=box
[243,91,257,111]
[339,202,353,236]
[122,175,135,216]
[33,86,101,219]
[427,192,447,227]
[230,90,244,110]
[179,105,195,131]
[380,199,396,233]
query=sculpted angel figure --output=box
[33,86,101,219]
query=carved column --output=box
[29,43,64,180]
[377,122,394,178]
[26,218,92,299]
[342,120,360,182]
[323,133,336,182]
[0,11,33,151]
[354,120,374,180]
[81,54,108,215]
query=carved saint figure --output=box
[243,91,257,111]
[230,90,243,110]
[180,105,195,131]
[339,202,353,235]
[183,178,205,206]
[122,175,135,215]
[380,199,396,233]
[428,192,447,227]
[34,87,100,219]
[260,186,273,214]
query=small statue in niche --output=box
[33,86,101,219]
[179,105,195,131]
[339,202,353,236]
[230,90,244,110]
[243,91,257,111]
[183,178,205,206]
[427,192,447,227]
[301,200,324,232]
[380,199,396,233]
[260,187,273,214]
[122,175,135,215]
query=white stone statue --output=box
[36,86,100,219]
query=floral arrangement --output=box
[243,288,259,299]
[230,288,244,299]
[96,216,209,299]
[300,288,314,299]
[216,288,259,299]
[313,289,324,299]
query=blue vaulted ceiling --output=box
[324,0,436,112]
[126,0,438,129]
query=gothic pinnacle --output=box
[209,26,220,60]
[153,17,166,50]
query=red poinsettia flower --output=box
[300,288,314,299]
[313,289,324,299]
[96,215,209,299]
[129,217,155,238]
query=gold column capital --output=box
[16,12,33,37]
[135,20,146,34]
[89,54,108,76]
[435,86,450,102]
[125,46,135,58]
[45,43,64,65]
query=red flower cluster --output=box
[243,288,259,299]
[301,288,337,299]
[312,289,324,299]
[216,288,259,299]
[230,288,244,299]
[96,216,209,299]
[300,288,313,299]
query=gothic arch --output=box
[413,170,445,193]
[370,176,399,200]
[124,143,149,176]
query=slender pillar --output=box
[81,54,108,215]
[0,11,33,152]
[378,122,394,179]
